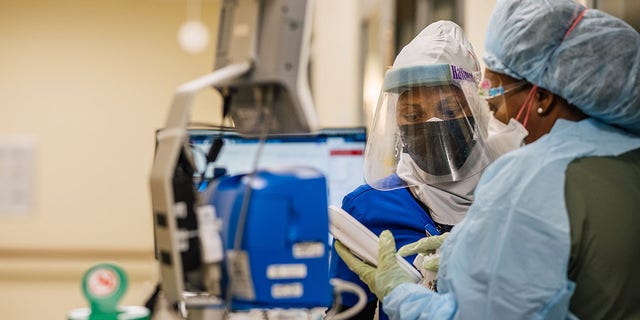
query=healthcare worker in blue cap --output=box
[329,20,510,319]
[335,0,640,319]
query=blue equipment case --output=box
[211,167,332,310]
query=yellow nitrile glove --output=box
[397,232,449,257]
[334,230,415,301]
[421,253,440,272]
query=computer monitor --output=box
[189,127,367,206]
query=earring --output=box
[537,107,544,114]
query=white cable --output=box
[326,278,368,320]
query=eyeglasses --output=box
[478,79,528,100]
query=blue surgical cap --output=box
[484,0,640,134]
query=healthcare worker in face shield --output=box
[335,0,640,319]
[329,21,502,319]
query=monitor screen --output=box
[189,127,367,206]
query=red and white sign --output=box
[87,268,119,297]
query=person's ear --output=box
[535,88,555,116]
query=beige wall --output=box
[0,0,496,318]
[0,0,221,318]
[464,0,496,72]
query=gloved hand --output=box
[334,230,415,301]
[397,232,449,257]
[398,233,448,272]
[420,253,440,272]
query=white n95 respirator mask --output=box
[485,115,528,157]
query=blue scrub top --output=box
[329,182,441,319]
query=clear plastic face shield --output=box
[364,64,492,190]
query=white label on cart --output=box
[292,242,324,258]
[196,205,223,263]
[271,282,303,298]
[177,230,190,252]
[227,250,256,300]
[267,264,307,279]
[174,202,188,218]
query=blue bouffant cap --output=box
[484,0,640,134]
